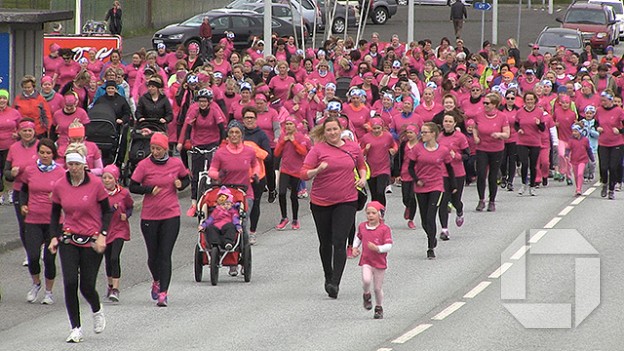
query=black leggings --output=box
[264,152,277,193]
[190,145,216,200]
[24,223,56,279]
[416,191,442,250]
[367,174,390,206]
[401,180,417,220]
[12,190,26,253]
[140,216,181,293]
[310,201,357,287]
[104,238,125,279]
[0,149,8,192]
[500,142,517,184]
[464,155,477,183]
[598,145,623,191]
[278,173,301,220]
[206,223,238,247]
[476,150,503,201]
[250,177,267,232]
[439,176,465,229]
[59,243,103,329]
[517,145,540,187]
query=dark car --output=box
[336,0,398,25]
[531,27,585,55]
[152,9,308,51]
[556,2,620,52]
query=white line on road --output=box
[463,281,492,299]
[529,230,548,243]
[558,206,574,216]
[584,187,597,196]
[377,348,393,351]
[432,302,466,320]
[391,324,432,344]
[571,196,585,205]
[593,181,601,187]
[489,262,513,278]
[511,245,530,260]
[544,217,561,229]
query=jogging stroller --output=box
[124,119,167,182]
[86,103,128,167]
[194,184,251,286]
[335,77,353,100]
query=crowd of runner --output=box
[0,30,623,340]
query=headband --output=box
[601,91,614,100]
[19,121,35,130]
[65,153,86,164]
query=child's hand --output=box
[352,247,361,257]
[367,242,379,253]
[198,225,204,232]
[120,213,127,221]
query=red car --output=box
[556,2,620,52]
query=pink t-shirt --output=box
[574,93,600,118]
[516,107,545,147]
[57,141,102,172]
[360,131,397,177]
[552,104,577,143]
[22,165,65,224]
[408,142,453,193]
[257,108,280,148]
[268,75,296,102]
[438,131,469,177]
[357,222,393,269]
[180,102,226,146]
[222,93,240,117]
[43,55,61,77]
[568,136,591,165]
[87,60,104,79]
[596,105,624,147]
[131,157,189,220]
[53,108,90,149]
[474,112,509,152]
[211,59,232,76]
[210,145,258,199]
[46,93,65,115]
[343,103,371,139]
[499,106,519,144]
[275,132,310,177]
[56,61,81,90]
[400,141,417,181]
[393,111,424,135]
[230,99,253,122]
[302,141,366,206]
[414,103,444,124]
[51,173,108,240]
[106,187,134,243]
[0,107,21,150]
[461,100,485,122]
[6,141,38,191]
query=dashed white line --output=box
[511,245,530,260]
[529,230,548,243]
[489,262,513,279]
[463,281,492,299]
[593,181,602,187]
[432,302,466,320]
[558,206,574,216]
[377,348,393,351]
[584,187,596,196]
[544,217,561,229]
[391,324,432,344]
[571,196,585,205]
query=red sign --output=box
[43,35,122,63]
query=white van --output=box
[588,0,624,39]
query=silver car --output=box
[531,27,585,55]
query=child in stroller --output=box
[198,186,241,251]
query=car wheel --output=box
[332,17,346,34]
[372,7,388,25]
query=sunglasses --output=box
[471,89,481,92]
[399,74,407,77]
[243,116,256,119]
[556,67,564,70]
[483,101,492,105]
[507,96,516,100]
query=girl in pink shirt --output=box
[101,165,133,303]
[269,61,296,102]
[499,90,519,191]
[567,124,595,196]
[352,201,393,320]
[552,95,578,184]
[52,94,90,152]
[199,186,242,251]
[397,125,419,229]
[360,118,397,206]
[516,92,546,195]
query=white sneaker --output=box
[93,305,106,333]
[26,283,41,303]
[22,258,28,267]
[0,194,4,205]
[529,187,536,196]
[8,190,13,204]
[41,291,54,305]
[385,185,393,194]
[66,327,84,343]
[518,184,527,196]
[249,233,257,245]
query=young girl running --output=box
[360,117,397,206]
[101,165,133,302]
[398,125,420,229]
[352,201,393,319]
[568,124,595,196]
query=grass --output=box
[0,0,49,9]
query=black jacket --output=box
[450,1,467,20]
[94,93,132,125]
[244,126,273,163]
[135,93,173,132]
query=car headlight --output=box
[596,32,607,39]
[169,34,184,40]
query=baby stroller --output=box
[194,184,251,286]
[86,103,128,168]
[124,119,167,183]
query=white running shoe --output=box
[41,291,54,305]
[26,283,41,303]
[0,194,4,205]
[22,258,28,267]
[66,327,84,343]
[8,190,13,204]
[93,305,106,333]
[385,185,393,194]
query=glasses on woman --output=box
[483,101,492,105]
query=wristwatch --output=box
[100,231,108,237]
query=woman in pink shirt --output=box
[40,76,64,114]
[229,82,253,121]
[515,91,546,196]
[595,90,624,199]
[307,60,336,88]
[414,87,443,125]
[575,81,600,119]
[396,125,419,229]
[360,118,397,206]
[57,122,103,176]
[254,94,280,201]
[19,139,64,305]
[473,93,510,211]
[283,83,310,131]
[52,93,90,152]
[459,82,485,122]
[552,95,578,185]
[48,142,111,343]
[269,61,296,103]
[568,123,596,196]
[499,90,520,191]
[0,89,21,203]
[407,122,456,259]
[302,116,367,298]
[343,89,371,139]
[55,49,82,93]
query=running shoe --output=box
[374,306,384,319]
[347,246,354,259]
[403,207,410,220]
[601,185,608,198]
[186,204,197,217]
[616,183,622,192]
[26,283,41,303]
[566,177,573,186]
[542,178,548,187]
[268,190,277,203]
[608,191,615,200]
[109,289,119,303]
[276,218,289,230]
[93,305,106,333]
[326,284,339,299]
[575,192,582,197]
[407,220,416,229]
[156,292,168,307]
[427,249,436,260]
[106,286,112,299]
[22,258,28,266]
[385,185,393,194]
[151,281,160,300]
[249,232,257,245]
[229,266,239,276]
[41,291,54,305]
[455,213,464,227]
[297,189,308,198]
[8,190,13,204]
[363,293,373,310]
[475,200,485,212]
[487,201,496,212]
[529,187,536,196]
[291,220,300,230]
[507,183,514,192]
[66,327,83,343]
[499,177,507,188]
[518,184,527,196]
[440,230,450,241]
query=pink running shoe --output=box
[276,218,289,230]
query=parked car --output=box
[556,2,620,52]
[398,0,472,6]
[588,0,624,39]
[235,3,309,29]
[152,9,308,51]
[530,27,585,55]
[335,0,398,25]
[316,0,359,34]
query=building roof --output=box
[0,9,73,24]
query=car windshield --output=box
[180,14,206,27]
[604,2,623,15]
[565,9,607,24]
[538,32,582,48]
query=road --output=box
[1,4,623,351]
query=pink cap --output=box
[217,186,234,203]
[363,72,374,78]
[102,164,120,179]
[254,93,267,101]
[559,95,571,103]
[292,83,305,95]
[370,118,384,127]
[64,93,78,106]
[150,132,169,150]
[50,43,61,52]
[405,124,418,133]
[465,119,476,127]
[41,76,53,85]
[471,81,482,89]
[366,201,385,214]
[403,97,414,105]
[456,64,467,71]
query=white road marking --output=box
[593,181,601,187]
[463,281,492,299]
[544,217,561,229]
[511,245,530,260]
[489,262,513,278]
[571,196,585,205]
[432,302,466,320]
[584,187,596,196]
[377,348,393,351]
[391,324,432,344]
[529,230,548,243]
[558,206,574,216]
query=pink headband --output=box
[405,124,418,133]
[19,121,35,130]
[371,118,384,127]
[41,76,53,85]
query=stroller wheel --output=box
[209,246,219,286]
[194,245,203,282]
[243,243,252,283]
